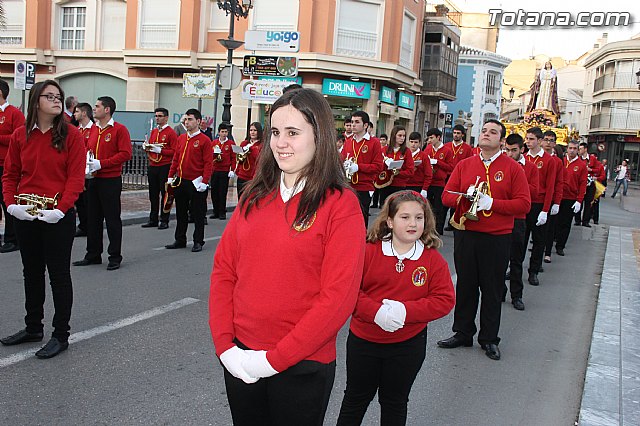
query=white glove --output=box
[219,346,258,384]
[88,159,101,172]
[477,192,493,211]
[195,182,208,192]
[420,189,428,198]
[348,163,358,174]
[382,299,406,328]
[430,158,437,165]
[192,176,203,186]
[150,145,162,154]
[7,204,37,221]
[374,304,403,332]
[228,171,236,179]
[384,158,392,168]
[536,211,548,226]
[167,177,176,186]
[37,209,65,224]
[243,350,278,379]
[550,204,560,216]
[466,185,476,197]
[572,201,581,214]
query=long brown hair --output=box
[367,190,441,249]
[386,125,408,156]
[25,80,68,152]
[249,121,263,143]
[240,88,349,226]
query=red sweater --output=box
[550,154,564,205]
[211,138,234,172]
[209,188,366,372]
[516,157,539,219]
[585,155,603,181]
[3,124,85,212]
[443,154,531,235]
[525,150,557,211]
[425,143,454,187]
[406,149,432,190]
[350,241,455,343]
[87,121,132,178]
[169,132,213,182]
[380,146,415,187]
[147,126,178,167]
[563,156,588,203]
[0,105,25,165]
[78,124,94,149]
[234,140,262,181]
[341,135,383,191]
[446,141,474,166]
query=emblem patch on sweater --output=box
[294,212,317,232]
[412,266,427,287]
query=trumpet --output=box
[14,193,60,216]
[236,146,250,163]
[213,146,223,162]
[464,177,489,222]
[344,155,355,180]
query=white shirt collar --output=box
[279,172,306,202]
[480,150,502,164]
[159,124,169,130]
[527,148,544,158]
[432,142,444,152]
[187,129,201,138]
[32,122,52,132]
[0,101,9,112]
[65,110,73,117]
[354,132,371,143]
[80,120,94,130]
[567,155,579,164]
[518,156,526,165]
[382,239,424,260]
[412,148,421,156]
[96,118,115,130]
[453,140,463,147]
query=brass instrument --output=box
[343,154,355,180]
[236,148,249,163]
[14,193,60,216]
[464,178,489,222]
[213,146,223,162]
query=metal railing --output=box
[122,142,150,190]
[0,24,23,46]
[139,24,177,49]
[594,72,636,92]
[335,28,377,59]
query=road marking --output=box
[0,297,200,369]
[152,236,222,251]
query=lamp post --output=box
[509,87,515,101]
[216,0,252,126]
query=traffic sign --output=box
[243,56,298,77]
[14,60,35,90]
[219,65,243,90]
[445,113,453,126]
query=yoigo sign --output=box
[322,78,371,99]
[245,30,300,52]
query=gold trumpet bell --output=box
[463,181,488,222]
[14,193,60,216]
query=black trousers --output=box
[0,165,18,245]
[555,199,576,251]
[86,177,123,264]
[544,210,559,257]
[592,199,600,223]
[524,203,546,275]
[14,210,76,341]
[147,164,170,224]
[453,230,510,345]
[379,185,404,207]
[237,178,249,199]
[337,329,427,426]
[356,191,372,228]
[371,189,381,208]
[427,185,445,234]
[174,181,207,245]
[506,218,526,299]
[223,343,335,426]
[75,181,89,232]
[210,171,229,218]
[579,184,596,226]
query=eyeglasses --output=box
[40,94,63,102]
[154,114,166,118]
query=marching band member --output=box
[542,131,564,263]
[142,108,177,230]
[234,121,263,197]
[523,127,558,286]
[444,124,473,231]
[375,125,415,204]
[343,116,353,139]
[0,80,84,358]
[0,78,25,253]
[210,123,234,220]
[576,142,602,227]
[209,88,365,425]
[503,134,538,311]
[438,120,530,360]
[72,102,95,237]
[165,109,213,253]
[337,190,454,425]
[340,110,383,227]
[406,132,432,196]
[424,128,454,235]
[73,96,132,271]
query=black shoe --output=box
[0,242,19,253]
[74,229,87,237]
[574,222,581,226]
[593,221,599,225]
[512,298,525,311]
[556,248,565,256]
[501,288,507,303]
[0,329,44,346]
[544,256,551,263]
[209,214,218,219]
[218,215,227,220]
[204,218,209,225]
[539,266,544,273]
[480,343,501,360]
[35,337,69,359]
[158,222,169,230]
[72,258,102,266]
[582,223,592,228]
[192,242,203,252]
[528,273,539,286]
[141,222,158,228]
[165,241,187,249]
[444,225,454,231]
[437,335,473,348]
[106,261,120,271]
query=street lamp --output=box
[216,0,252,126]
[509,87,515,101]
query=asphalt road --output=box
[0,198,631,425]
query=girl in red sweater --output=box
[232,121,263,197]
[1,80,85,359]
[209,88,366,425]
[375,125,415,205]
[337,190,455,426]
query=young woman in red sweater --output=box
[209,88,366,425]
[1,80,85,359]
[232,121,263,197]
[337,190,455,425]
[375,125,415,205]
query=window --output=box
[210,2,229,31]
[0,0,25,46]
[400,11,416,69]
[251,0,298,31]
[486,71,500,97]
[102,0,126,50]
[139,0,180,49]
[61,6,86,50]
[335,0,383,59]
[424,32,441,43]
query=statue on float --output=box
[526,61,560,117]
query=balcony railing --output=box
[0,24,24,46]
[335,28,377,59]
[594,72,637,92]
[139,24,177,49]
[590,111,640,130]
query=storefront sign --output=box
[322,79,371,99]
[380,86,396,104]
[258,76,303,85]
[398,92,415,110]
[243,55,298,77]
[241,79,295,104]
[245,30,300,52]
